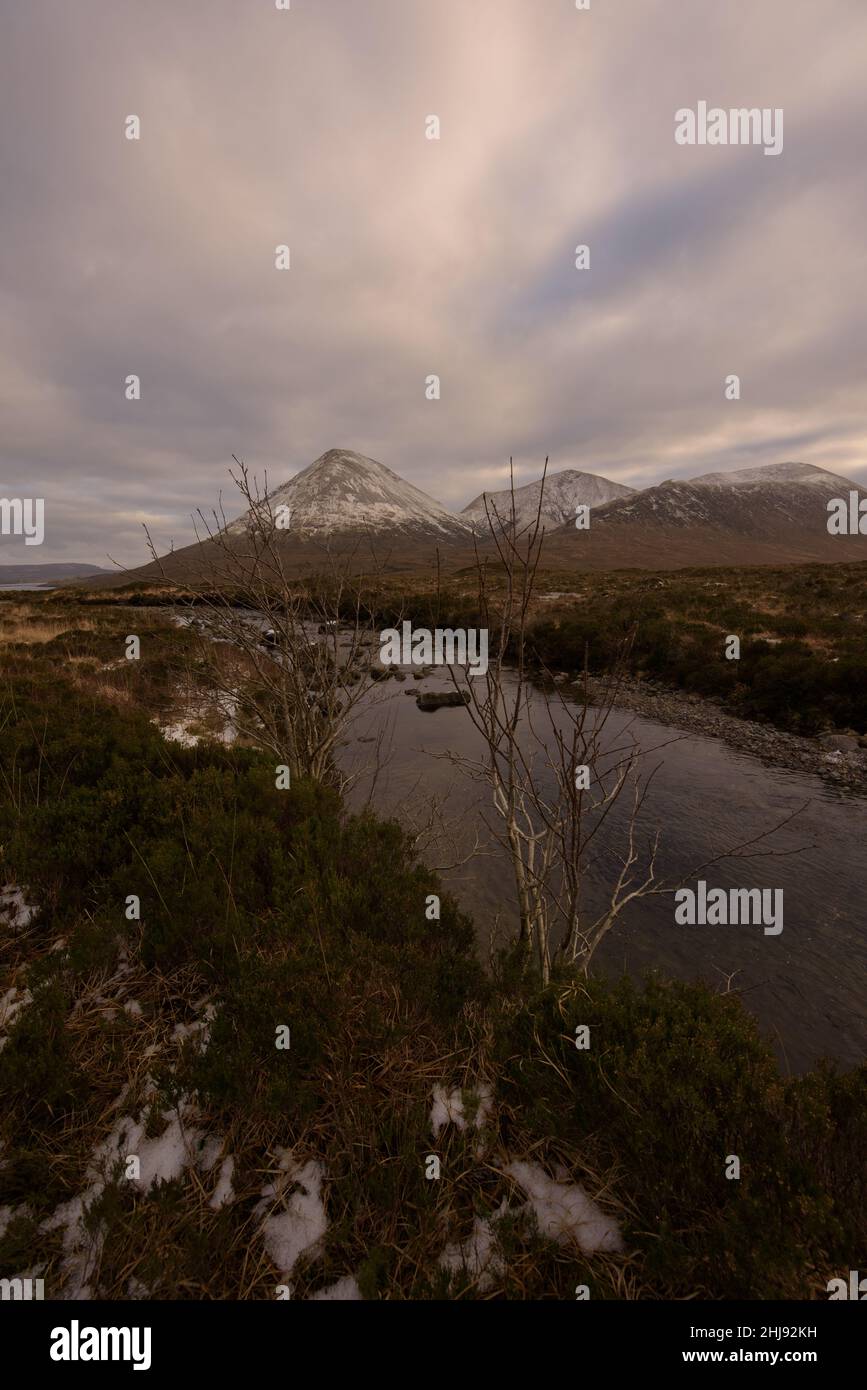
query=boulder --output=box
[819,733,859,753]
[416,690,470,712]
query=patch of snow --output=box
[135,1113,203,1190]
[123,999,143,1018]
[172,1000,216,1052]
[156,719,200,748]
[209,1156,235,1209]
[40,1093,213,1297]
[0,985,33,1049]
[430,1081,493,1139]
[155,696,238,749]
[255,1151,329,1277]
[41,1191,103,1300]
[439,1201,509,1292]
[0,885,38,930]
[503,1160,622,1253]
[0,984,32,1029]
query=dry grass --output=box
[0,598,101,648]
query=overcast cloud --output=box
[1,0,865,564]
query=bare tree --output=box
[142,458,399,790]
[446,461,806,984]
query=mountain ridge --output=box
[70,451,867,585]
[462,468,634,530]
[228,448,474,542]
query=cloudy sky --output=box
[1,0,866,566]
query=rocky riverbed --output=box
[583,674,867,795]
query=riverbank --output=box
[586,673,867,795]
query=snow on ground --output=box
[255,1150,329,1280]
[438,1162,622,1290]
[154,693,239,749]
[156,719,200,748]
[41,1188,105,1300]
[0,984,33,1051]
[124,1106,207,1193]
[439,1201,509,1292]
[430,1081,493,1139]
[171,999,217,1051]
[0,885,38,930]
[209,1156,235,1210]
[503,1160,623,1253]
[40,1091,227,1297]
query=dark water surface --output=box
[0,582,56,591]
[339,661,867,1073]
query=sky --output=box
[1,0,866,566]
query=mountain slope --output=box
[591,461,865,537]
[229,449,473,542]
[462,468,633,531]
[690,461,852,489]
[538,461,867,569]
[74,455,867,589]
[0,563,110,584]
[79,449,476,587]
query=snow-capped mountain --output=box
[81,452,867,589]
[592,461,865,536]
[462,468,633,531]
[228,449,473,542]
[689,461,858,490]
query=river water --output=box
[338,657,867,1074]
[0,582,56,591]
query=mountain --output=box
[592,461,864,536]
[462,468,633,531]
[0,563,110,584]
[229,449,473,543]
[539,460,867,569]
[73,454,867,590]
[80,449,476,587]
[690,461,848,490]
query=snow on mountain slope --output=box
[690,461,858,491]
[592,462,866,536]
[462,469,634,531]
[227,449,474,541]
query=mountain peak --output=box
[462,467,634,529]
[691,461,856,490]
[229,448,473,541]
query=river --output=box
[338,656,867,1074]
